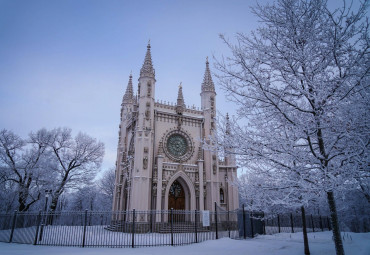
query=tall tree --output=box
[215,1,369,254]
[47,128,104,211]
[97,167,115,208]
[0,129,50,211]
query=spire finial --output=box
[140,42,155,79]
[176,82,185,114]
[201,57,215,93]
[122,73,135,104]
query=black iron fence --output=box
[0,206,331,247]
[263,213,331,235]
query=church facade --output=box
[112,43,238,212]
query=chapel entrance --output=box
[168,180,185,210]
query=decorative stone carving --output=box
[144,147,148,153]
[143,156,148,169]
[197,147,203,160]
[162,183,167,195]
[213,163,217,175]
[147,84,151,97]
[145,110,150,120]
[177,116,182,129]
[158,141,164,155]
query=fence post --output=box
[82,209,88,247]
[262,212,266,235]
[194,210,198,243]
[319,215,323,231]
[242,205,246,239]
[170,208,174,246]
[9,210,17,243]
[277,214,281,233]
[311,214,315,232]
[151,210,154,233]
[227,210,230,238]
[214,202,218,240]
[250,212,254,238]
[33,210,42,245]
[301,206,310,255]
[132,209,136,248]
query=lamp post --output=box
[39,189,52,242]
[44,189,52,225]
[44,189,51,212]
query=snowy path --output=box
[0,231,369,255]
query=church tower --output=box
[130,42,156,211]
[113,44,239,213]
[200,57,219,210]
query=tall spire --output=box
[140,41,155,79]
[201,56,215,93]
[176,82,185,114]
[177,82,185,107]
[122,73,135,104]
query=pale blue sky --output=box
[0,0,265,170]
[0,0,346,170]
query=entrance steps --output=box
[159,223,210,233]
[105,222,210,233]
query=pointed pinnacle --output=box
[140,42,155,78]
[123,73,135,104]
[177,82,185,107]
[201,57,215,93]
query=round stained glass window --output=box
[166,134,188,158]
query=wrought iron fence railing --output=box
[0,206,333,247]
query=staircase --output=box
[105,221,130,232]
[105,221,211,233]
[159,223,210,233]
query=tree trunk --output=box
[49,195,59,211]
[301,206,310,255]
[327,191,345,255]
[18,197,26,212]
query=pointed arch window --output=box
[220,188,225,204]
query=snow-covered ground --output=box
[1,231,369,255]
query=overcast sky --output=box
[0,0,264,171]
[0,0,347,172]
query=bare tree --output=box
[47,128,104,211]
[215,0,369,254]
[0,129,50,211]
[68,186,98,211]
[97,167,115,204]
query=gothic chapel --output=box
[112,43,239,212]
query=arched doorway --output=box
[164,171,196,212]
[168,180,185,210]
